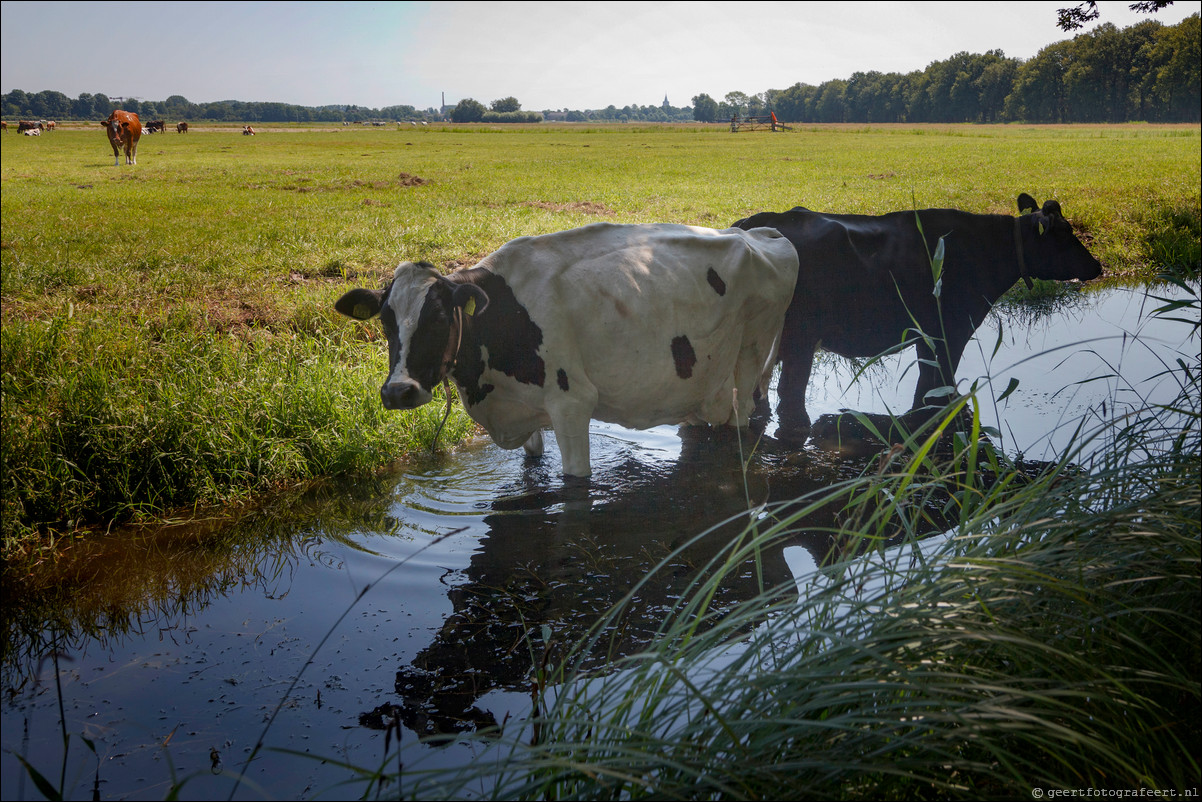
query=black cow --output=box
[733,194,1103,440]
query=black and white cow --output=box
[732,194,1103,440]
[336,222,800,477]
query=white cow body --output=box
[337,222,799,477]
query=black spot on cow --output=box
[706,267,727,296]
[450,269,546,406]
[671,335,696,379]
[557,368,570,392]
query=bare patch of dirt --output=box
[443,254,489,272]
[521,200,615,216]
[395,172,428,187]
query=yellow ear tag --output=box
[354,303,372,320]
[1038,222,1046,236]
[463,297,477,316]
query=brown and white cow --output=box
[45,120,56,130]
[731,194,1103,440]
[102,110,141,165]
[17,120,41,133]
[176,122,189,133]
[242,125,255,135]
[336,223,799,477]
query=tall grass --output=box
[395,278,1200,799]
[0,303,475,550]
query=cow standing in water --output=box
[732,194,1102,441]
[336,223,799,478]
[103,110,141,165]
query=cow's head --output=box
[102,116,127,145]
[336,262,489,410]
[1017,193,1103,283]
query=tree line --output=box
[696,15,1199,124]
[0,90,435,124]
[3,14,1196,125]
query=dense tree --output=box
[90,94,112,118]
[490,96,521,113]
[31,90,71,120]
[723,91,750,116]
[1009,40,1075,121]
[451,98,486,122]
[814,79,848,123]
[1148,12,1201,120]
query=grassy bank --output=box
[2,123,1199,554]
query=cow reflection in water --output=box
[370,421,960,738]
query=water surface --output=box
[2,283,1196,800]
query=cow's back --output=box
[475,223,798,429]
[737,207,1001,358]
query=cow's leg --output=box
[776,342,817,443]
[523,430,544,457]
[545,381,598,478]
[911,337,959,410]
[550,413,591,478]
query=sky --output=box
[2,1,1200,112]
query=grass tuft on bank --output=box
[1,305,474,553]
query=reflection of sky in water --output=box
[801,285,1198,460]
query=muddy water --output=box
[2,284,1196,800]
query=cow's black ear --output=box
[452,283,489,317]
[335,287,384,320]
[1017,193,1038,214]
[1041,200,1063,219]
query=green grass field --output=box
[2,122,1199,553]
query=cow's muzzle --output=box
[381,379,432,410]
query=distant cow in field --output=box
[731,194,1102,440]
[336,223,799,477]
[176,122,189,133]
[17,120,41,133]
[102,110,141,165]
[45,120,56,130]
[242,125,255,135]
[146,120,165,133]
[23,128,41,136]
[1,122,7,132]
